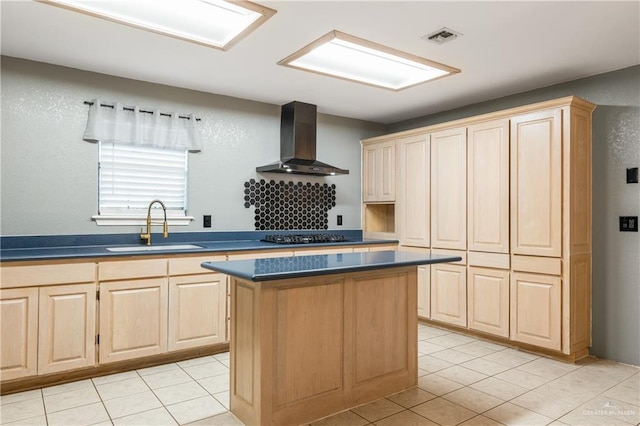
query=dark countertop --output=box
[0,231,397,262]
[201,251,462,282]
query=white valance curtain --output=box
[82,99,202,152]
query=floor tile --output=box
[411,397,476,425]
[95,377,150,401]
[213,391,229,410]
[482,349,536,368]
[374,409,438,426]
[418,326,450,340]
[417,373,464,396]
[137,362,181,377]
[494,368,551,390]
[0,398,46,423]
[469,377,528,401]
[103,390,163,419]
[484,402,553,425]
[458,414,504,425]
[534,378,602,406]
[142,369,194,390]
[460,358,511,376]
[46,402,109,426]
[43,387,101,414]
[442,387,504,413]
[435,366,489,386]
[511,389,577,418]
[0,389,42,406]
[2,415,48,425]
[579,359,639,383]
[176,356,215,369]
[559,407,629,425]
[309,410,369,426]
[185,411,244,426]
[417,340,448,355]
[153,381,208,406]
[351,398,404,422]
[455,341,504,357]
[417,354,454,373]
[426,334,475,349]
[386,388,436,408]
[181,361,229,380]
[578,395,640,425]
[515,357,579,380]
[430,348,478,364]
[42,379,95,397]
[196,372,230,395]
[166,395,227,425]
[604,382,640,406]
[112,407,177,425]
[91,371,140,386]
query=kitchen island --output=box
[202,250,461,426]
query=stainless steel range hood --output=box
[256,101,349,176]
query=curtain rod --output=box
[84,101,201,121]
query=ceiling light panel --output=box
[279,31,460,91]
[40,0,276,50]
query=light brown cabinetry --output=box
[363,140,395,202]
[98,259,168,364]
[0,287,38,381]
[431,127,467,250]
[430,262,467,327]
[467,267,509,338]
[398,134,430,247]
[468,119,510,253]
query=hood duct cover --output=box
[256,101,349,176]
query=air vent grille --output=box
[423,27,462,44]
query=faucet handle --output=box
[163,222,169,238]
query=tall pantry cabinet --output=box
[361,96,595,360]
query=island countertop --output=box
[201,250,462,281]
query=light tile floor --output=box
[1,324,638,426]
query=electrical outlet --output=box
[627,167,639,184]
[619,216,638,232]
[203,215,212,228]
[337,215,343,226]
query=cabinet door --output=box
[431,128,467,250]
[468,267,509,338]
[38,284,96,375]
[417,265,430,319]
[399,134,430,247]
[363,141,395,202]
[168,274,227,351]
[511,110,562,257]
[0,288,38,380]
[430,264,466,327]
[510,272,561,351]
[468,119,509,253]
[99,278,168,364]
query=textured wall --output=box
[390,65,640,366]
[0,56,385,235]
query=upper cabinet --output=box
[468,119,510,253]
[363,141,396,202]
[398,134,430,247]
[431,127,467,250]
[510,109,562,257]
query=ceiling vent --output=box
[423,27,462,45]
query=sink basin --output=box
[106,244,203,252]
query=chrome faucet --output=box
[140,200,169,245]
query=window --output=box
[93,142,193,225]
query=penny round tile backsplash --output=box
[243,179,336,230]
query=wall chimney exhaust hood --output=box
[256,101,349,176]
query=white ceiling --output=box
[2,1,639,124]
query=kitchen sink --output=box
[106,244,203,252]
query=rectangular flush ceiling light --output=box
[279,31,460,91]
[40,0,276,50]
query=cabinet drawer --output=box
[431,249,466,265]
[511,255,561,275]
[1,263,96,288]
[468,251,510,269]
[98,259,167,281]
[169,255,226,276]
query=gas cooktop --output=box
[261,234,349,244]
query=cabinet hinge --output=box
[95,335,100,345]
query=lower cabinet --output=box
[467,267,509,338]
[0,288,38,381]
[417,265,430,319]
[510,272,561,351]
[168,274,227,351]
[99,278,169,364]
[430,263,467,327]
[38,284,96,375]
